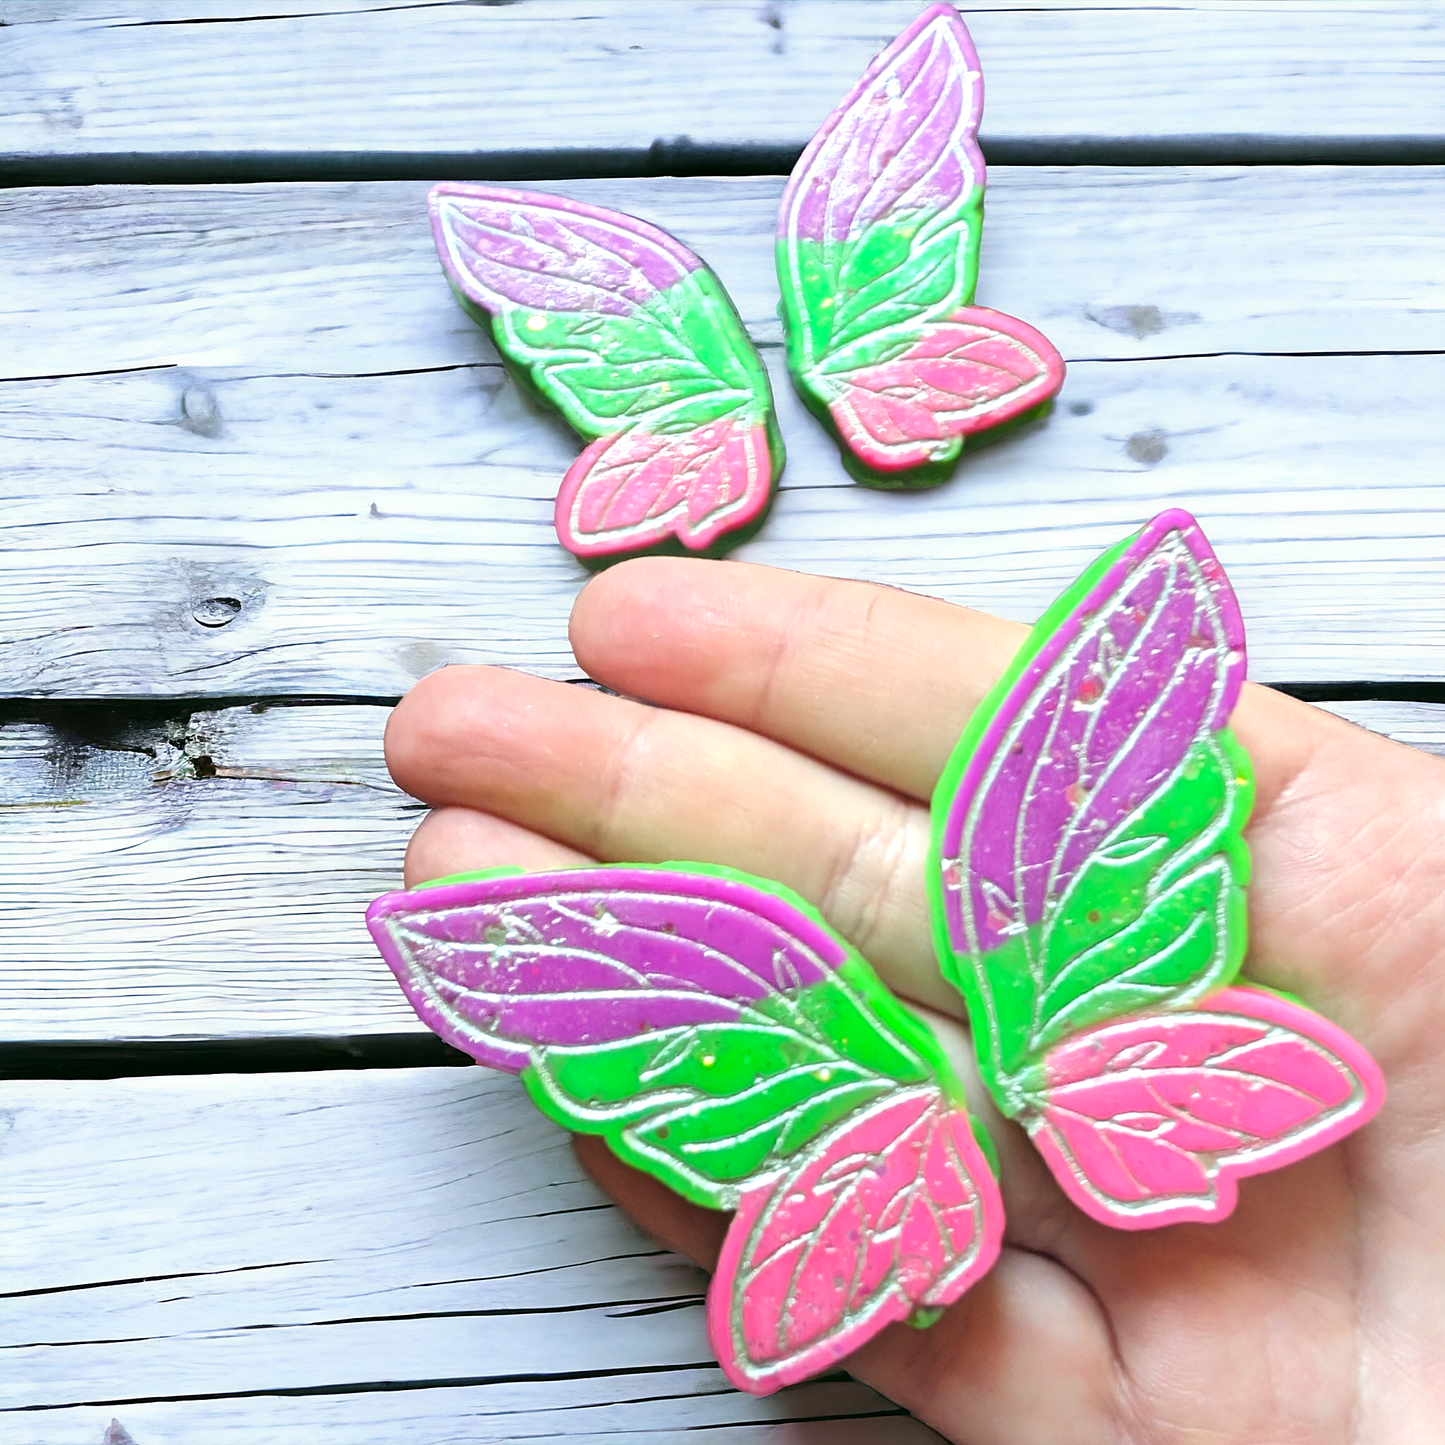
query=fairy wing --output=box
[1026,986,1385,1227]
[430,185,782,560]
[930,509,1253,1111]
[930,510,1384,1225]
[367,864,1003,1392]
[776,4,1064,485]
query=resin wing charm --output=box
[369,864,1004,1393]
[776,4,1065,487]
[430,185,783,561]
[929,510,1384,1226]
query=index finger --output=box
[569,556,1321,810]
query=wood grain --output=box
[0,704,417,1041]
[4,170,1440,378]
[0,1067,938,1439]
[4,170,1439,696]
[4,696,1443,1046]
[1318,700,1445,758]
[2,349,1440,695]
[4,2,1440,173]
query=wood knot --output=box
[192,596,242,628]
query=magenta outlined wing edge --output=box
[1027,985,1386,1228]
[365,867,841,1074]
[707,1087,1004,1393]
[938,508,1248,897]
[778,3,985,250]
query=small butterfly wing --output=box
[709,1086,1004,1393]
[1026,986,1385,1227]
[430,184,781,559]
[930,510,1253,1112]
[371,864,1005,1389]
[777,5,1063,482]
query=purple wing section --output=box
[430,184,700,318]
[941,510,1247,955]
[366,867,841,1072]
[780,4,984,245]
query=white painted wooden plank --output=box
[0,704,420,1040]
[7,689,1445,1046]
[2,352,1441,696]
[18,1395,938,1445]
[1315,700,1445,758]
[2,1,1440,166]
[0,1069,936,1440]
[3,170,1441,379]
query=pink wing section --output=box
[708,1087,1003,1394]
[555,417,773,557]
[1029,985,1385,1228]
[826,307,1065,473]
[781,3,984,245]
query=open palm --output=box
[385,557,1445,1443]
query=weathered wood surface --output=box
[6,171,1441,377]
[4,350,1439,695]
[0,1068,938,1441]
[0,704,416,1041]
[4,1,1441,179]
[1317,699,1445,758]
[3,171,1442,696]
[5,3,1442,1433]
[5,697,1443,1046]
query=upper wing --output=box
[929,510,1253,1113]
[367,863,964,1209]
[430,184,781,559]
[775,5,1063,483]
[1025,985,1386,1227]
[777,4,985,380]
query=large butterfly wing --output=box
[929,510,1253,1116]
[776,5,1063,485]
[1026,986,1385,1227]
[368,864,1005,1391]
[711,1086,1002,1393]
[430,185,782,559]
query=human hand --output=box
[385,557,1445,1443]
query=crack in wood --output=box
[6,1294,710,1351]
[0,1262,322,1302]
[5,1360,727,1412]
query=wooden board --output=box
[5,696,1443,1046]
[0,704,417,1041]
[3,1,1441,181]
[5,170,1441,378]
[0,1067,939,1440]
[4,169,1440,696]
[3,347,1440,696]
[1317,699,1445,758]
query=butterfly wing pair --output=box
[929,509,1384,1227]
[369,507,1384,1390]
[429,4,1066,562]
[367,865,1005,1394]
